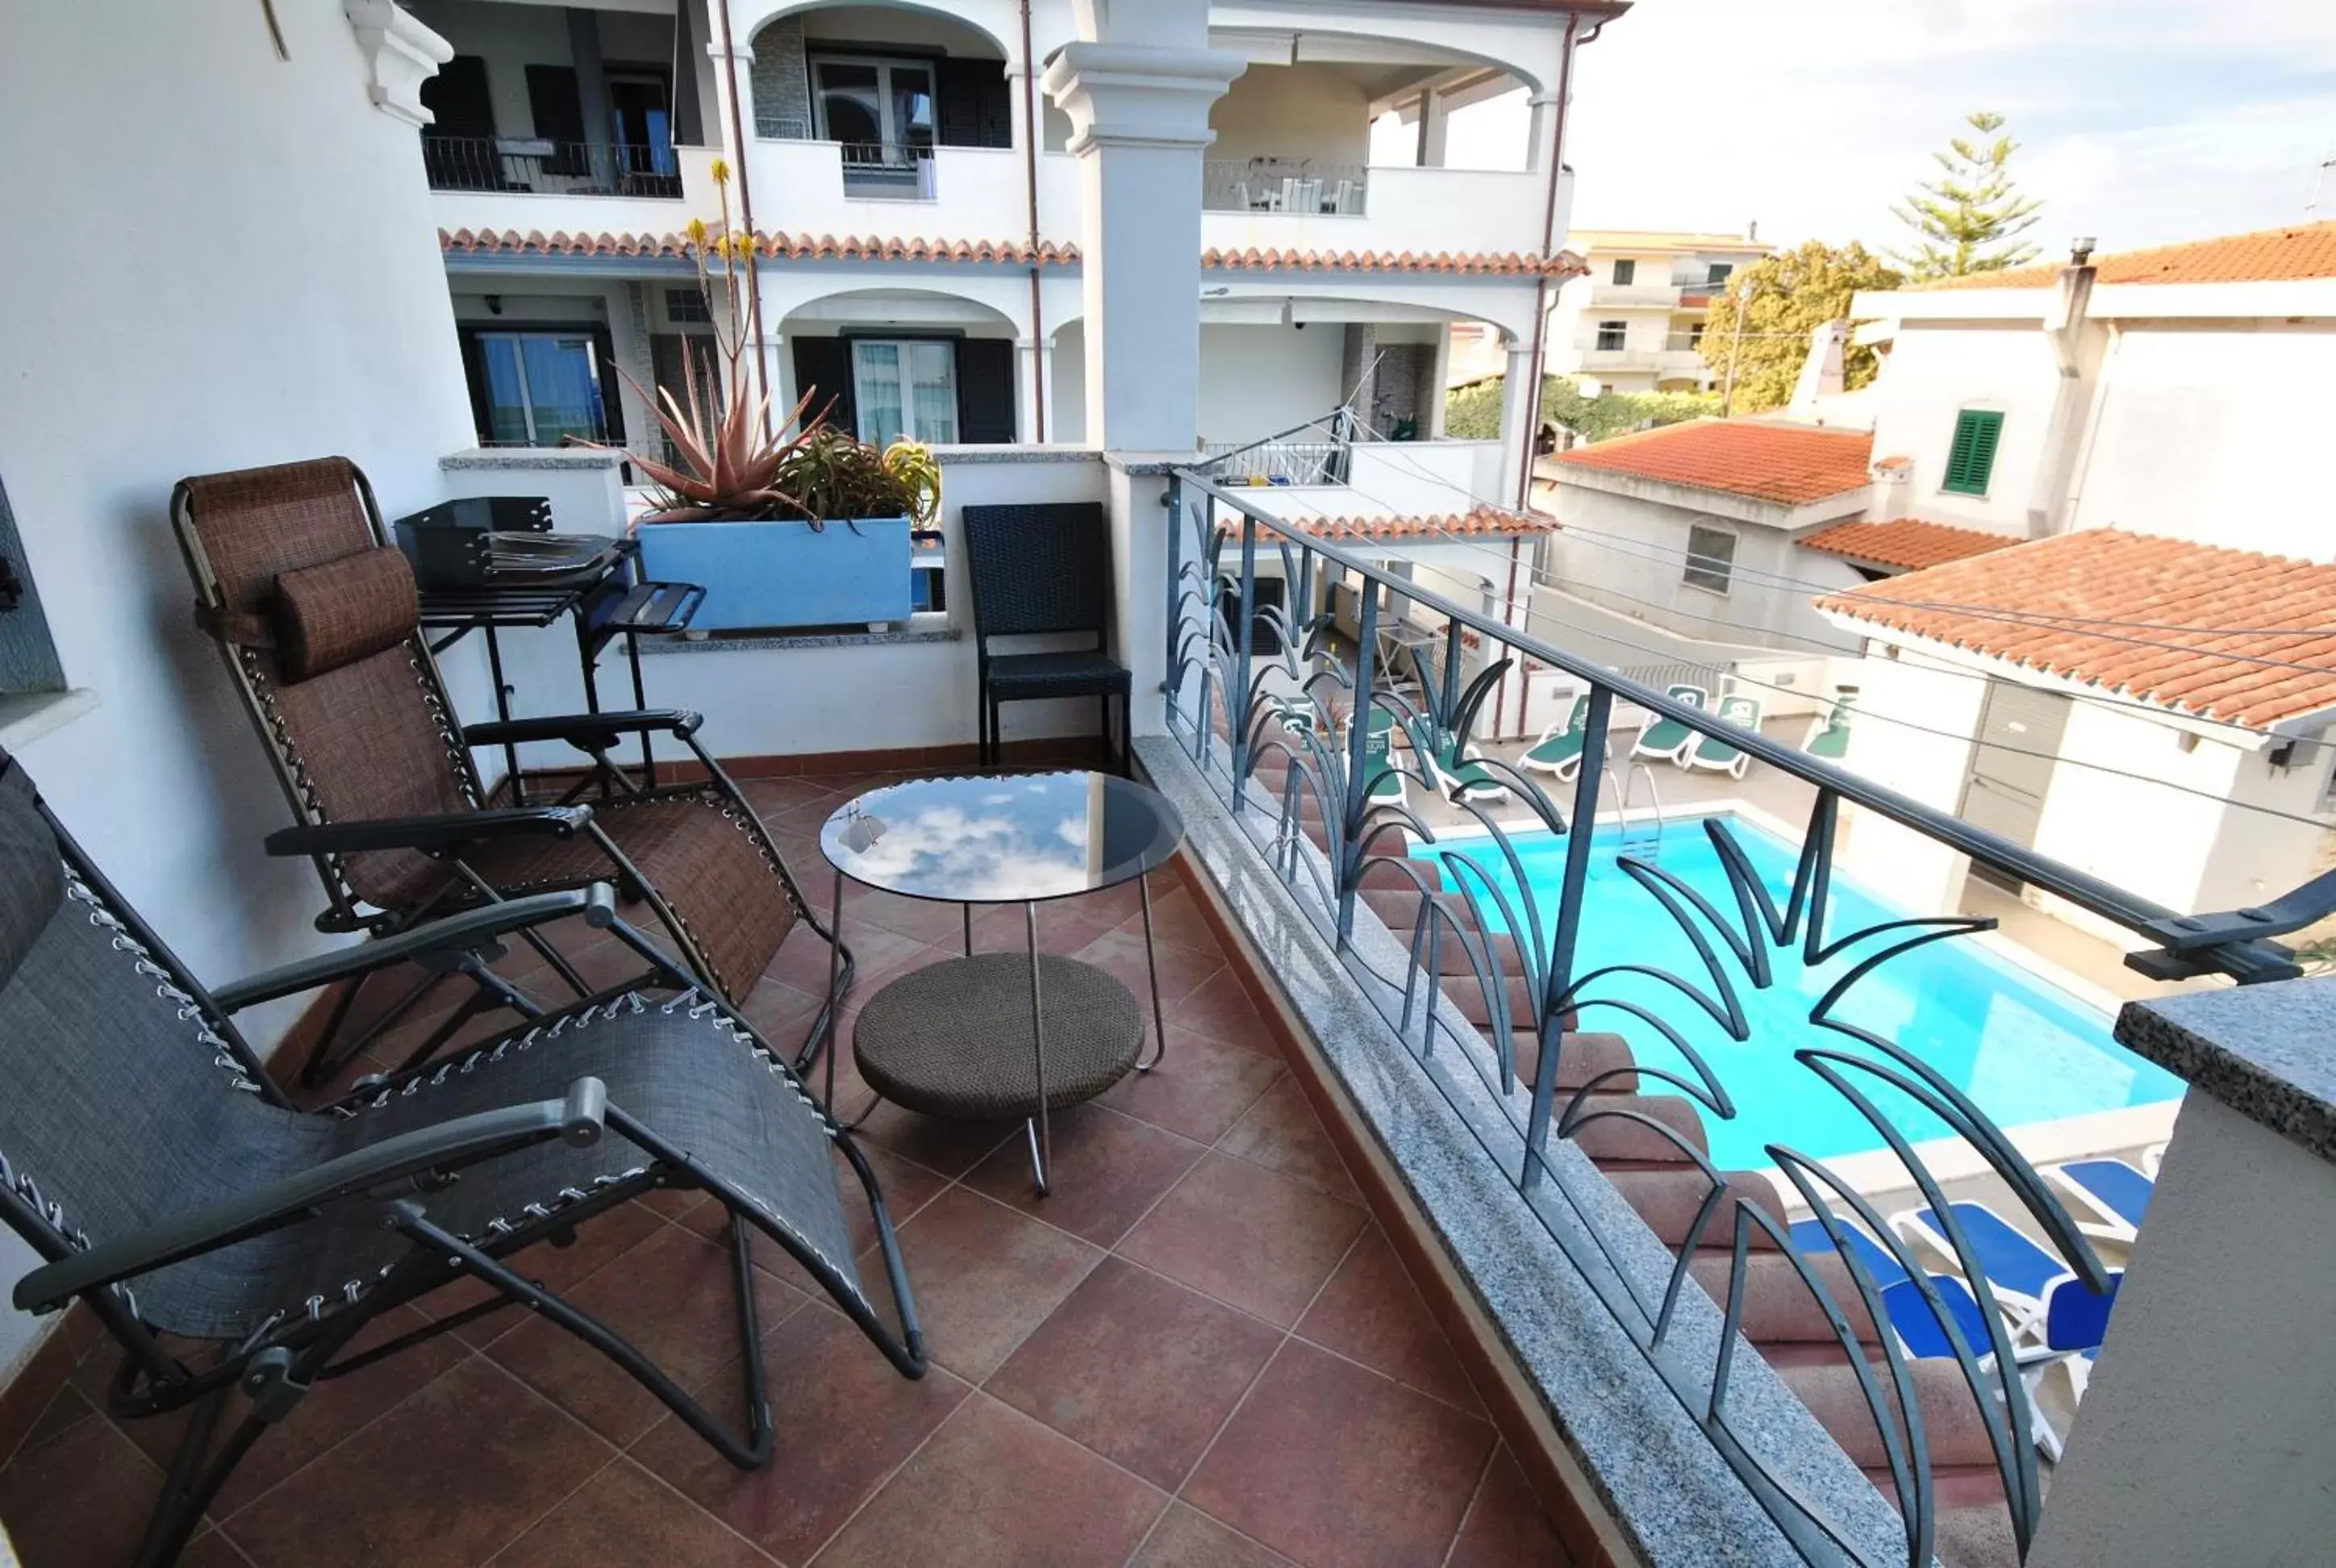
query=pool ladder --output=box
[1619,761,1667,861]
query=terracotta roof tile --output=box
[1201,248,1585,277]
[1551,419,1874,506]
[440,230,1583,277]
[1817,530,2336,729]
[1216,506,1553,544]
[1913,220,2336,290]
[1799,518,2017,571]
[439,228,1079,264]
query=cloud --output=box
[1436,0,2336,252]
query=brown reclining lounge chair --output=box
[173,457,845,1087]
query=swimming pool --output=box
[1409,813,2185,1171]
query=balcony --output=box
[1200,164,1555,261]
[1588,281,1684,308]
[1203,161,1370,217]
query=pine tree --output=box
[1890,111,2043,280]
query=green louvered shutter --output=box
[1943,409,2004,495]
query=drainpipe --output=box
[714,0,772,434]
[1513,16,1597,511]
[1502,536,1527,736]
[1020,0,1047,441]
[2025,237,2100,537]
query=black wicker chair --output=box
[0,747,924,1568]
[961,503,1131,771]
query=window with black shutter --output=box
[954,338,1016,444]
[935,57,1013,148]
[525,65,588,173]
[793,336,857,436]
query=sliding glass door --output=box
[850,340,957,447]
[477,333,608,446]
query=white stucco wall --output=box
[1208,63,1372,169]
[1833,648,1989,913]
[0,0,482,1370]
[2066,323,2336,558]
[1197,322,1346,444]
[1546,480,1866,653]
[1863,322,2064,532]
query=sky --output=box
[1372,0,2336,256]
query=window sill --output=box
[0,688,98,751]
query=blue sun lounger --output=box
[1790,1217,1992,1361]
[2046,1157,2154,1243]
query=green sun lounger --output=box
[1630,682,1708,762]
[1684,694,1762,778]
[1523,693,1592,781]
[1361,706,1406,807]
[1804,693,1856,760]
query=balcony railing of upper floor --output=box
[1158,457,2331,1568]
[422,135,683,199]
[1203,161,1368,217]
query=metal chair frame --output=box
[171,462,852,1086]
[4,787,924,1568]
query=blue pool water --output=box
[1409,815,2185,1171]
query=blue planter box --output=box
[635,515,913,631]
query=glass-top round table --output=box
[817,771,1186,1195]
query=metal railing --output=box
[839,142,936,200]
[1200,439,1350,488]
[754,114,813,140]
[1203,161,1368,216]
[1162,465,2321,1566]
[421,136,682,198]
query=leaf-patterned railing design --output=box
[1160,472,2319,1566]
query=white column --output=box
[1495,343,1538,511]
[1015,336,1043,444]
[1041,0,1242,736]
[1526,90,1562,174]
[703,32,754,170]
[1041,0,1242,452]
[1414,87,1448,168]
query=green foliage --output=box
[1696,240,1904,415]
[1444,375,1717,445]
[1890,111,2044,280]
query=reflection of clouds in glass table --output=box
[820,773,1179,905]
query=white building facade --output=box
[411,0,1604,532]
[1547,228,1771,394]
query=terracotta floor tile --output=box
[1446,1446,1574,1567]
[987,1258,1280,1490]
[1118,883,1220,956]
[223,1357,615,1568]
[812,1395,1166,1568]
[744,776,845,818]
[1096,1027,1284,1145]
[494,1456,771,1568]
[179,1528,258,1567]
[674,1144,949,1305]
[1060,878,1149,932]
[0,1398,164,1567]
[487,1224,806,1446]
[1174,968,1272,1049]
[880,1188,1103,1380]
[419,1199,667,1345]
[1069,928,1224,1015]
[77,1303,473,1518]
[740,977,832,1052]
[1129,1504,1299,1568]
[13,1382,96,1459]
[1216,1081,1360,1202]
[632,1303,969,1563]
[1295,1228,1481,1415]
[1185,1341,1494,1568]
[847,887,974,947]
[773,924,921,999]
[962,1104,1206,1247]
[1118,1154,1366,1328]
[966,902,1120,959]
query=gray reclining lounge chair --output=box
[0,747,924,1568]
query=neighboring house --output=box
[1816,530,2336,945]
[1851,220,2336,554]
[1547,229,1773,394]
[415,0,1598,546]
[1543,419,1888,652]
